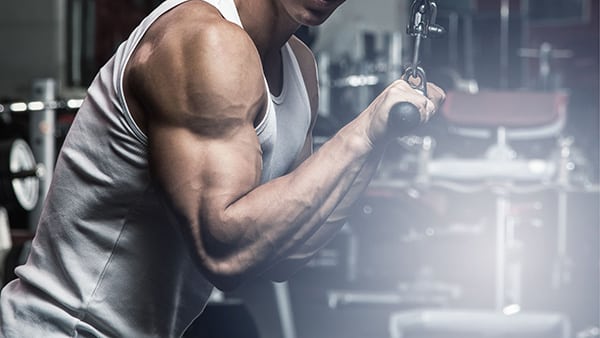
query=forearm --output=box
[196,114,378,284]
[282,143,383,258]
[263,145,385,281]
[325,144,384,223]
[238,126,370,254]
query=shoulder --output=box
[126,2,266,130]
[288,35,319,117]
[132,1,257,65]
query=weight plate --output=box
[0,139,39,211]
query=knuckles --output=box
[381,80,445,122]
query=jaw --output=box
[282,0,345,26]
[234,0,344,56]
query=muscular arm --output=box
[128,6,442,291]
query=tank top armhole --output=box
[255,80,273,140]
[113,1,190,147]
[117,79,149,146]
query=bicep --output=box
[149,123,261,211]
[135,19,268,251]
[148,120,263,239]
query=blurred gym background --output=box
[0,0,597,337]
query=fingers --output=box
[387,80,437,122]
[426,82,446,108]
[365,79,445,144]
[396,80,446,122]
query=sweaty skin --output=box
[123,0,445,291]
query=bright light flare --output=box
[502,304,521,316]
[9,102,27,112]
[27,101,45,111]
[67,99,84,109]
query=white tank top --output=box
[0,0,312,336]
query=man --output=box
[0,0,444,336]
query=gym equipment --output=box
[0,138,43,211]
[389,0,445,135]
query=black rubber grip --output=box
[388,102,421,134]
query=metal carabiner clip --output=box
[402,0,444,97]
[402,65,428,97]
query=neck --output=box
[234,0,300,62]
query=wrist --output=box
[335,110,388,157]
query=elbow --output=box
[201,258,250,292]
[200,251,300,288]
[189,217,257,291]
[194,237,257,292]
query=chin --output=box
[297,8,338,26]
[285,0,344,26]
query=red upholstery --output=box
[442,91,569,128]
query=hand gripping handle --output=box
[388,102,421,135]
